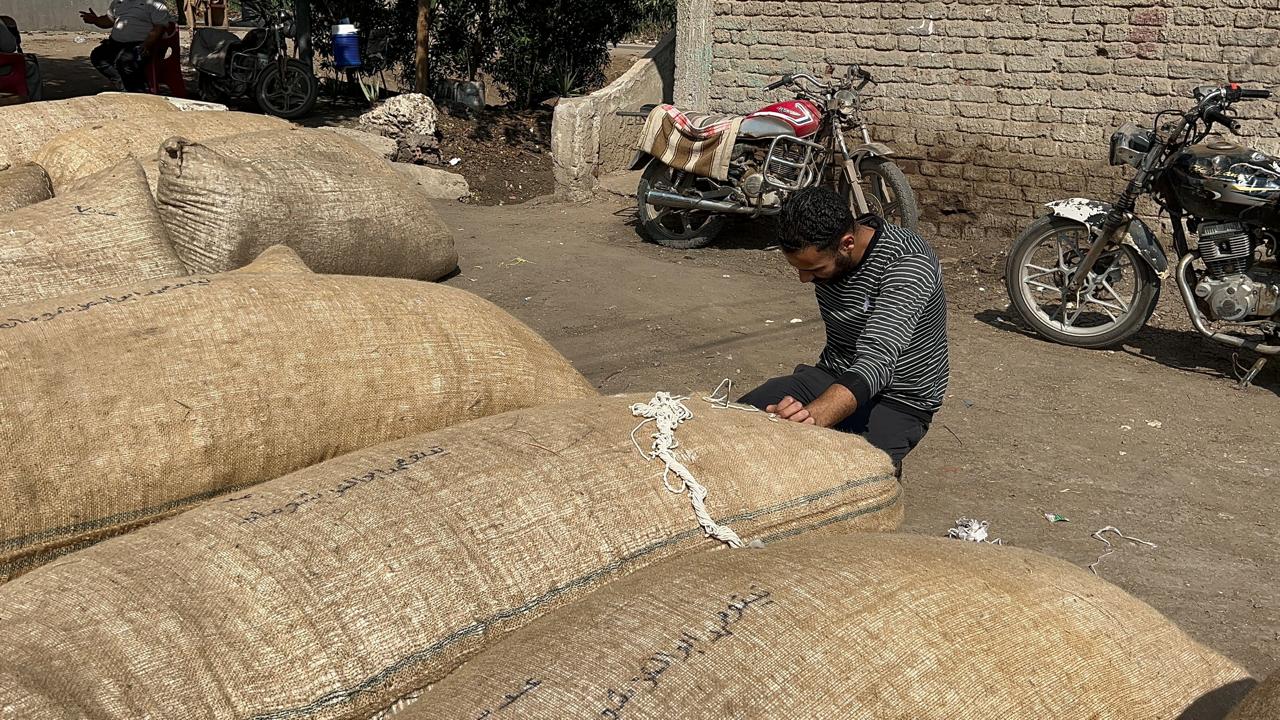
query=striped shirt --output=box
[815,215,949,418]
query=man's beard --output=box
[812,252,859,285]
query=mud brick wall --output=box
[684,0,1280,250]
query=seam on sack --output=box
[247,474,900,720]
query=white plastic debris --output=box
[947,518,1001,544]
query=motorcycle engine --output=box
[1193,222,1280,321]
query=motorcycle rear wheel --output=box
[636,161,726,250]
[255,59,318,120]
[1005,215,1161,348]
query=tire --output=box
[636,161,726,250]
[1004,215,1161,348]
[851,157,920,231]
[254,59,318,120]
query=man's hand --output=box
[79,8,100,23]
[766,396,816,425]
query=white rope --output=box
[630,392,744,548]
[946,517,1003,545]
[1088,525,1157,575]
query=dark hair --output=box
[776,186,854,253]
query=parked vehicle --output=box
[1005,83,1280,386]
[628,66,919,249]
[190,3,317,120]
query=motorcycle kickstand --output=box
[1236,356,1267,390]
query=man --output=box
[739,186,949,477]
[80,1,171,92]
[0,16,42,100]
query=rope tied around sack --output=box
[631,391,744,548]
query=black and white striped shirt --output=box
[815,216,949,418]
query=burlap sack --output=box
[33,111,291,191]
[0,265,596,580]
[156,128,458,280]
[0,162,52,211]
[408,533,1252,720]
[0,395,901,719]
[230,243,313,274]
[1228,672,1279,719]
[0,158,183,309]
[0,93,177,167]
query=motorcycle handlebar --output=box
[1239,88,1272,99]
[765,75,792,91]
[1205,110,1242,134]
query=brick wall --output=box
[691,0,1280,248]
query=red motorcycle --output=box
[628,66,919,249]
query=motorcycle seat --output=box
[655,104,741,141]
[190,27,240,76]
[638,104,744,182]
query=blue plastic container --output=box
[332,23,361,68]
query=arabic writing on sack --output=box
[225,447,448,524]
[471,678,543,718]
[0,278,211,330]
[598,585,775,719]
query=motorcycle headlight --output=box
[1109,123,1154,168]
[834,89,857,116]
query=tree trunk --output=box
[414,0,431,93]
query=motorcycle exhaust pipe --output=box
[1175,253,1280,355]
[642,190,776,216]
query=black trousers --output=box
[738,364,931,477]
[90,38,146,92]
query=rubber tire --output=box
[857,156,920,231]
[636,161,726,250]
[254,59,318,120]
[1004,215,1161,349]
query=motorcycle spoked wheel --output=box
[255,59,319,120]
[840,156,921,231]
[1005,215,1161,348]
[636,161,727,250]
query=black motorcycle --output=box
[1005,83,1280,385]
[190,4,318,120]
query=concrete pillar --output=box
[674,0,712,110]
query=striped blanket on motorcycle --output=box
[638,104,743,181]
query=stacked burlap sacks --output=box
[0,162,52,212]
[0,158,184,308]
[0,253,597,580]
[406,533,1252,720]
[0,395,901,718]
[33,110,291,191]
[156,127,458,279]
[0,93,177,167]
[1229,672,1280,719]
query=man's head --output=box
[776,186,861,285]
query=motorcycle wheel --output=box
[636,161,726,250]
[255,59,318,120]
[845,156,920,231]
[1005,215,1161,348]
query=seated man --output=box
[80,1,171,92]
[0,16,42,100]
[738,187,950,478]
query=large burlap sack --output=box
[1229,672,1280,719]
[408,533,1253,720]
[0,158,183,309]
[33,111,291,191]
[0,264,595,580]
[0,93,177,167]
[156,128,458,279]
[0,162,52,211]
[0,395,901,719]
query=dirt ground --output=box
[22,26,1280,683]
[433,193,1280,678]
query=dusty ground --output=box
[433,193,1280,678]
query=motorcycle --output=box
[627,66,920,249]
[189,3,318,120]
[1005,83,1280,386]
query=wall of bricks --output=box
[684,0,1280,249]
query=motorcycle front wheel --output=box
[636,161,726,250]
[1005,215,1161,348]
[842,157,921,231]
[255,59,318,120]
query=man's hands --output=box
[766,384,859,428]
[767,396,816,425]
[80,9,114,28]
